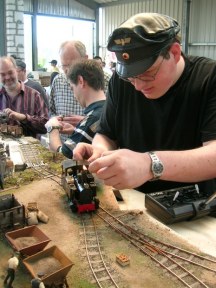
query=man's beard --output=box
[3,79,18,91]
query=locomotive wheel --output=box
[94,198,100,209]
[70,203,78,213]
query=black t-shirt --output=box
[98,55,216,194]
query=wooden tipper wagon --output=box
[5,225,51,257]
[5,226,73,287]
[23,245,74,287]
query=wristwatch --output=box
[46,126,60,133]
[148,151,164,181]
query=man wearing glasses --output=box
[49,40,87,142]
[73,13,216,197]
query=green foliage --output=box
[3,146,66,188]
[73,280,96,288]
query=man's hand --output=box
[88,149,151,190]
[45,117,61,129]
[73,143,105,162]
[58,122,74,134]
[3,108,26,122]
[57,115,84,127]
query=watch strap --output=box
[47,126,60,133]
[56,146,62,153]
[148,151,164,181]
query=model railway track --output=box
[96,206,216,288]
[18,143,62,184]
[80,213,120,288]
[0,133,61,184]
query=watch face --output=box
[152,162,164,176]
[47,126,52,133]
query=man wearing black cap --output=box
[49,59,59,73]
[31,272,45,288]
[73,12,216,197]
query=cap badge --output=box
[122,53,130,60]
[114,37,131,46]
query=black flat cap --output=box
[107,13,180,78]
[50,60,57,65]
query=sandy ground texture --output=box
[1,179,216,288]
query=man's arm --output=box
[22,93,48,135]
[87,140,216,190]
[48,129,62,151]
[155,140,216,183]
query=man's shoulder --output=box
[86,100,105,111]
[23,83,41,98]
[85,100,105,118]
[26,79,45,92]
[53,73,67,83]
[9,256,19,264]
[51,74,73,97]
[0,86,5,94]
[51,73,71,89]
[184,54,216,82]
[186,54,216,68]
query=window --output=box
[24,15,94,71]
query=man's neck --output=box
[175,55,185,83]
[85,90,106,107]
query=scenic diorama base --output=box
[0,178,216,288]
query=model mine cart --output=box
[5,225,51,257]
[23,245,74,287]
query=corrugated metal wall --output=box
[23,0,216,60]
[99,0,216,61]
[99,0,184,59]
[189,0,216,60]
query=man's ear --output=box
[169,42,181,63]
[78,75,85,87]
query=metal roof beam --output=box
[74,0,99,10]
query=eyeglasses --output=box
[60,64,70,69]
[120,57,164,83]
[16,69,24,73]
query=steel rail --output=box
[97,207,212,288]
[81,214,120,288]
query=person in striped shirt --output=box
[0,56,48,138]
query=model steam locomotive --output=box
[61,159,99,213]
[0,111,23,137]
[0,111,9,123]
